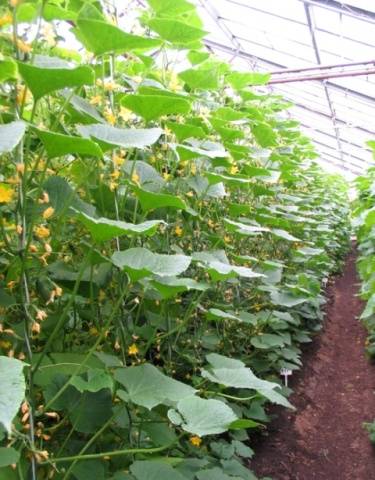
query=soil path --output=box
[250,250,375,480]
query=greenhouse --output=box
[0,0,374,479]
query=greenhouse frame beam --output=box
[270,59,375,76]
[268,67,375,84]
[299,0,375,23]
[204,39,375,104]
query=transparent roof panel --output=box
[194,0,375,177]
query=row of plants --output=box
[352,141,375,442]
[0,0,351,479]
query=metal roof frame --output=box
[196,0,375,177]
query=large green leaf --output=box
[0,58,17,83]
[34,128,102,159]
[114,364,196,409]
[224,219,270,236]
[147,0,196,16]
[131,461,186,480]
[74,211,164,242]
[251,123,277,148]
[179,65,220,90]
[0,448,20,468]
[202,353,293,409]
[0,121,26,154]
[192,251,263,281]
[168,397,238,436]
[76,19,162,55]
[150,277,209,299]
[77,124,163,150]
[133,187,188,212]
[122,94,191,121]
[227,72,270,89]
[0,357,25,434]
[112,248,191,281]
[17,55,94,100]
[147,18,207,45]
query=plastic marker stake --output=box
[280,368,292,387]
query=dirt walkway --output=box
[250,250,375,480]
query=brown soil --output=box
[250,250,375,480]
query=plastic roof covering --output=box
[191,0,375,179]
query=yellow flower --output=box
[186,191,194,197]
[34,225,50,239]
[110,170,120,180]
[16,224,22,235]
[230,164,239,175]
[42,207,54,220]
[89,326,99,336]
[131,172,140,185]
[119,107,133,122]
[190,164,197,175]
[0,184,14,203]
[103,80,118,92]
[0,13,12,27]
[207,219,215,228]
[128,343,139,356]
[90,95,102,106]
[224,235,231,243]
[113,154,125,167]
[38,192,49,204]
[31,321,41,334]
[189,436,202,447]
[36,310,47,321]
[16,38,32,54]
[174,225,183,237]
[163,172,170,181]
[16,163,25,175]
[104,108,116,125]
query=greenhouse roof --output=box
[193,0,375,179]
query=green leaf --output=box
[70,369,113,393]
[147,0,196,16]
[0,357,25,434]
[179,65,220,90]
[76,19,162,56]
[122,94,191,121]
[165,121,206,141]
[63,92,104,123]
[250,334,285,349]
[224,219,270,236]
[0,121,26,154]
[147,18,207,45]
[251,123,277,148]
[131,461,186,480]
[69,389,113,434]
[271,228,300,242]
[227,71,270,89]
[0,58,17,83]
[34,128,102,159]
[114,363,196,409]
[0,448,20,468]
[17,55,94,100]
[192,251,263,281]
[71,460,105,480]
[74,211,164,242]
[77,124,163,150]
[150,276,209,299]
[270,291,308,307]
[43,4,77,21]
[202,353,293,409]
[124,161,165,192]
[111,248,191,280]
[133,187,188,212]
[168,397,238,436]
[44,176,96,217]
[196,468,233,480]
